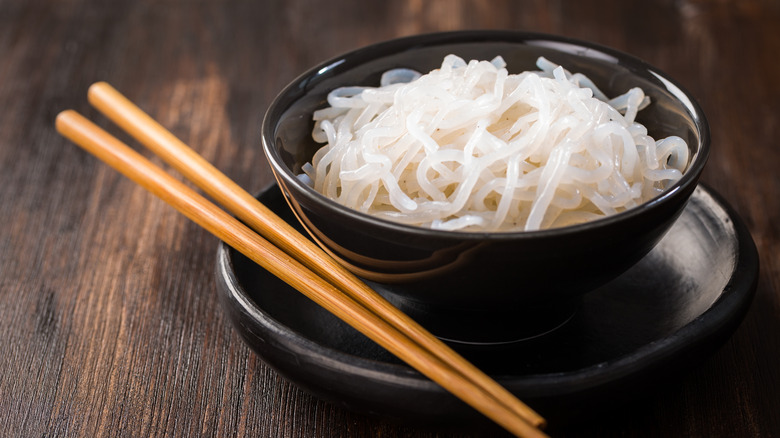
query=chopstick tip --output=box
[89,80,111,90]
[55,109,78,132]
[88,81,115,102]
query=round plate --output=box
[215,184,758,426]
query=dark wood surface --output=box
[2,1,778,436]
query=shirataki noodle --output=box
[301,55,689,232]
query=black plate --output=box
[215,183,758,426]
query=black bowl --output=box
[261,31,709,343]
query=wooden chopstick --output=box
[55,110,546,438]
[86,81,547,431]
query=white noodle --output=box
[304,55,690,232]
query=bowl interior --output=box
[266,31,707,211]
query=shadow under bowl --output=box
[261,31,709,343]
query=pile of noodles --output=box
[301,55,689,232]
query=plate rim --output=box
[215,182,759,408]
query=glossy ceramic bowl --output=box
[261,31,709,343]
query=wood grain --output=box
[1,0,779,436]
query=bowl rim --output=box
[261,30,710,240]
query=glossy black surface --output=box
[261,31,711,335]
[216,183,758,425]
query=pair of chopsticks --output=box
[55,82,547,437]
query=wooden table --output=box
[2,1,778,436]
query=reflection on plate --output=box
[215,184,757,426]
